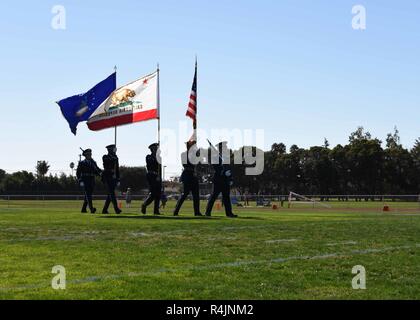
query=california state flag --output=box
[87,71,158,131]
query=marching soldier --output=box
[173,140,202,216]
[76,148,102,213]
[102,144,122,214]
[141,143,162,215]
[205,141,238,218]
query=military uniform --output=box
[76,149,102,213]
[102,144,121,214]
[141,143,162,215]
[205,142,237,218]
[174,143,202,216]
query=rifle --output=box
[207,139,224,163]
[79,147,84,162]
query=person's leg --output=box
[153,183,162,214]
[81,196,88,212]
[108,182,120,213]
[222,184,237,217]
[86,183,95,212]
[103,194,110,213]
[191,179,201,215]
[81,180,88,212]
[205,184,221,216]
[102,179,114,213]
[222,185,233,216]
[142,175,154,213]
[174,182,191,215]
[143,194,154,207]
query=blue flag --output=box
[56,72,116,135]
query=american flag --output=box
[186,62,197,125]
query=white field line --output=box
[326,241,357,246]
[2,225,279,242]
[1,243,419,292]
[265,239,299,244]
[207,236,237,241]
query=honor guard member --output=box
[76,149,102,213]
[205,141,238,218]
[141,143,162,215]
[102,144,122,214]
[173,140,202,216]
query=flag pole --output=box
[114,65,118,146]
[194,56,197,142]
[157,63,160,145]
[157,63,162,183]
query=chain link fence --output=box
[1,194,419,212]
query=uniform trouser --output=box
[103,178,119,212]
[143,174,162,213]
[174,175,200,215]
[82,179,95,212]
[205,181,233,216]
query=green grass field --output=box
[0,199,419,300]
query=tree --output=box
[0,169,5,183]
[119,166,148,192]
[36,161,50,179]
[271,143,286,156]
[349,126,371,143]
[386,126,401,149]
[0,169,6,193]
[411,138,420,191]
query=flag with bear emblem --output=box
[87,71,158,131]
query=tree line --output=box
[230,127,420,196]
[0,165,148,195]
[0,127,419,196]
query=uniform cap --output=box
[82,149,92,156]
[148,143,159,150]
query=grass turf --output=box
[0,199,419,299]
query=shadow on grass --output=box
[97,214,264,221]
[97,215,224,220]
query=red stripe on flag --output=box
[87,109,158,131]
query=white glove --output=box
[117,182,121,187]
[225,170,232,177]
[79,182,84,187]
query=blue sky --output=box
[0,0,419,177]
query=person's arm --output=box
[146,155,152,170]
[116,158,120,180]
[102,155,107,171]
[93,160,102,176]
[76,162,82,181]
